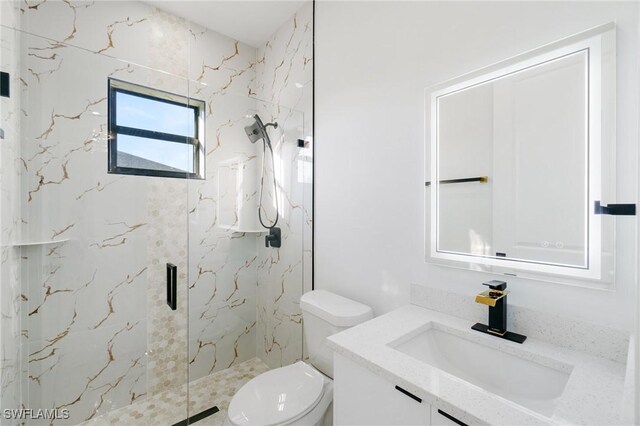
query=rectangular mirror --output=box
[426,23,616,283]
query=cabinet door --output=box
[334,353,430,425]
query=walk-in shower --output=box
[0,1,313,424]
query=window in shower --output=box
[107,78,205,179]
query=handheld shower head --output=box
[244,116,264,144]
[243,114,280,230]
[244,114,278,145]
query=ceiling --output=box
[146,0,308,48]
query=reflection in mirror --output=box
[438,51,587,267]
[427,23,615,282]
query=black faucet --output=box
[471,280,526,344]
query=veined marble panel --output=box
[188,25,257,98]
[254,3,313,369]
[187,89,260,381]
[19,1,190,78]
[1,14,26,426]
[146,179,189,396]
[17,29,193,423]
[81,357,269,426]
[186,0,314,379]
[3,1,313,424]
[255,3,313,122]
[254,103,306,368]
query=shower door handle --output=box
[167,263,177,311]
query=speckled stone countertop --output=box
[327,305,630,426]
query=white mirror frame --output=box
[426,23,615,283]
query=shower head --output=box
[244,115,265,144]
[243,114,281,230]
[244,114,278,145]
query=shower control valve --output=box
[265,227,281,248]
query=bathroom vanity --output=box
[359,21,635,424]
[328,302,632,425]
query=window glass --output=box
[116,134,194,173]
[115,91,196,137]
[107,79,205,179]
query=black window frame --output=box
[107,78,205,180]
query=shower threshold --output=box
[172,406,219,426]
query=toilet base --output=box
[320,402,333,426]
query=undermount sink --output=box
[390,323,573,417]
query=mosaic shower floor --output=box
[82,358,270,426]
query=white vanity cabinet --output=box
[333,354,468,425]
[333,353,431,425]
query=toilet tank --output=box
[300,290,373,378]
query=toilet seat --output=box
[227,362,325,426]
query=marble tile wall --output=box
[146,179,189,396]
[184,1,267,385]
[80,357,270,426]
[0,0,313,423]
[17,29,189,423]
[254,3,313,369]
[1,5,25,426]
[1,1,255,423]
[185,2,313,377]
[185,92,261,380]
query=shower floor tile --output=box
[81,357,270,426]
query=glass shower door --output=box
[183,2,313,420]
[1,2,193,424]
[1,1,313,424]
[186,93,308,421]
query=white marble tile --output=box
[13,21,194,423]
[80,357,269,426]
[1,14,26,426]
[255,3,313,120]
[188,23,257,97]
[3,1,313,423]
[187,87,261,382]
[20,1,190,77]
[252,4,313,370]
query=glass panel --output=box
[0,12,23,426]
[4,2,191,423]
[186,92,307,410]
[116,91,196,137]
[1,1,313,425]
[116,134,195,174]
[185,1,314,420]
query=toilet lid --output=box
[228,361,325,426]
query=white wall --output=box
[315,1,639,330]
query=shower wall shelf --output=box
[217,156,262,233]
[424,176,489,187]
[11,238,70,247]
[217,225,267,234]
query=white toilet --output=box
[226,290,373,426]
